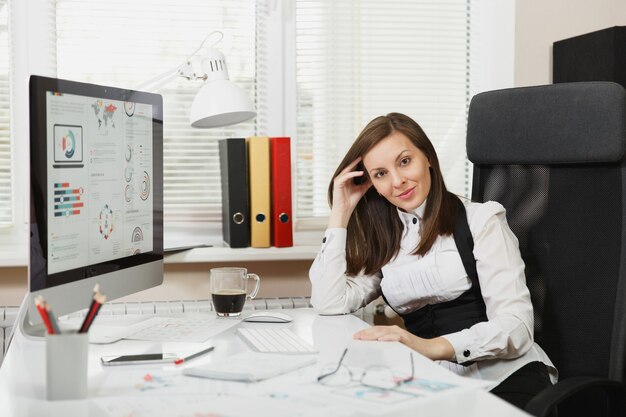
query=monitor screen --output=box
[27,76,163,333]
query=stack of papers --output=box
[183,352,316,382]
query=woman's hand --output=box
[328,157,372,228]
[353,325,455,361]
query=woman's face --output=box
[362,131,431,212]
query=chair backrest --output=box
[467,82,626,381]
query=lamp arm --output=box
[135,61,202,92]
[135,31,223,92]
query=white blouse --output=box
[309,200,557,388]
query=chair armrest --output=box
[525,376,626,417]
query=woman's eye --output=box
[374,171,386,179]
[400,157,410,166]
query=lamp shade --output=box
[189,48,256,128]
[190,79,256,128]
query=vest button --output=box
[463,350,471,358]
[322,237,327,243]
[412,217,417,224]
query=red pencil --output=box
[35,295,54,334]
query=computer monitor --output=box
[22,75,163,337]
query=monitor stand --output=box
[15,293,48,341]
[15,293,155,344]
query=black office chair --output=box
[467,82,626,417]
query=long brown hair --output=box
[328,113,460,276]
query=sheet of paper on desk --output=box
[96,369,352,417]
[122,316,240,343]
[74,313,241,343]
[183,351,317,382]
[95,392,334,417]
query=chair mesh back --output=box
[472,163,623,379]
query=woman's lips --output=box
[396,187,415,200]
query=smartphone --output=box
[101,353,178,366]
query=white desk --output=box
[0,308,530,417]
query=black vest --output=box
[382,200,488,340]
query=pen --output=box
[174,346,215,365]
[79,284,100,331]
[80,293,107,333]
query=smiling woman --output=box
[325,113,459,276]
[362,132,432,214]
[309,113,557,409]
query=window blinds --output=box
[294,0,471,221]
[0,0,10,226]
[53,0,474,231]
[55,0,257,224]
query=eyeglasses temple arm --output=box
[316,347,349,382]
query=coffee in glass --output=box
[210,267,260,316]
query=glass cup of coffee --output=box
[210,267,261,317]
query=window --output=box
[0,0,26,266]
[55,0,257,226]
[0,0,10,226]
[294,0,473,224]
[5,0,512,257]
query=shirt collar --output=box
[397,199,427,230]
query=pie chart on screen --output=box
[63,130,76,159]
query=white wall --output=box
[514,0,626,86]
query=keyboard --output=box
[237,327,317,354]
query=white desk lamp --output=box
[137,32,256,128]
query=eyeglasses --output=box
[317,348,415,390]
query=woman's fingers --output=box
[335,169,371,191]
[336,170,365,184]
[353,325,403,341]
[329,157,373,225]
[333,170,370,200]
[340,156,363,174]
[333,156,373,194]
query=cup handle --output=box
[246,273,260,299]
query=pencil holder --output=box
[46,332,89,400]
